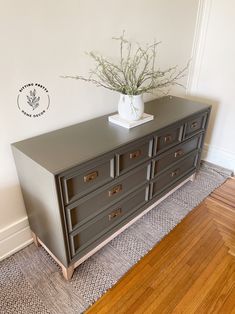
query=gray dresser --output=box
[12,95,211,279]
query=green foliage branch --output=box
[62,32,189,96]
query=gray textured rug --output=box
[0,162,232,314]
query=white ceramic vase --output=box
[118,94,144,121]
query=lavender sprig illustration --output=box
[27,89,40,110]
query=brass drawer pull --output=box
[191,121,198,129]
[84,171,98,183]
[129,150,141,159]
[174,149,184,158]
[171,169,180,177]
[108,184,122,197]
[164,134,173,143]
[109,208,122,220]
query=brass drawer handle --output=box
[171,169,180,177]
[108,184,122,197]
[191,121,198,129]
[174,149,184,158]
[109,208,122,220]
[84,171,98,183]
[129,150,141,159]
[164,134,173,143]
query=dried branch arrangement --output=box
[62,33,189,96]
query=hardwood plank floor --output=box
[86,178,235,314]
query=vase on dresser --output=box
[118,93,144,121]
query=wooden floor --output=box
[87,178,235,314]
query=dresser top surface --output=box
[12,96,211,174]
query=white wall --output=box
[0,0,199,259]
[188,0,235,172]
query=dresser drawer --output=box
[152,134,202,177]
[61,155,114,204]
[69,186,149,257]
[154,124,184,154]
[151,152,198,198]
[116,137,153,176]
[66,161,151,232]
[184,112,207,138]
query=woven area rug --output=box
[0,162,232,314]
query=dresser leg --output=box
[31,231,74,280]
[190,173,196,182]
[62,264,75,280]
[31,231,41,247]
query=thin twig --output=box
[62,33,189,96]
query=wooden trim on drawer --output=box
[153,124,184,156]
[59,153,115,205]
[68,185,149,257]
[183,112,209,140]
[149,150,199,199]
[151,133,203,179]
[115,136,153,177]
[69,173,195,266]
[65,161,151,232]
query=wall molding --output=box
[187,0,212,94]
[202,143,235,174]
[186,1,235,173]
[0,216,33,261]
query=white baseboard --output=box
[0,216,33,261]
[202,143,235,174]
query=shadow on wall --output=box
[185,94,220,147]
[0,184,26,231]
